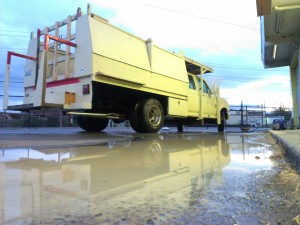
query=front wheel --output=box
[129,102,144,133]
[218,111,226,133]
[177,123,183,132]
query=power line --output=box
[0,29,30,34]
[208,64,287,72]
[0,34,29,38]
[200,60,288,71]
[205,75,276,82]
[0,59,27,62]
[0,30,30,39]
[0,95,24,97]
[0,47,27,50]
[0,81,24,84]
[139,2,259,31]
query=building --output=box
[256,0,300,128]
[228,109,264,126]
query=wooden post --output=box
[3,63,10,109]
[53,21,59,81]
[35,29,41,85]
[41,27,49,105]
[65,15,72,78]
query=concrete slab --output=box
[269,130,300,171]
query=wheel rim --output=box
[147,105,162,127]
[147,142,162,161]
[144,142,162,168]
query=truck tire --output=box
[77,116,109,132]
[218,111,226,133]
[138,98,164,133]
[129,102,144,133]
[177,123,183,132]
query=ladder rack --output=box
[3,7,82,110]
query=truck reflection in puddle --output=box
[0,133,230,224]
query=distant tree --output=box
[269,106,291,120]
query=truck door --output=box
[187,75,200,117]
[201,80,217,118]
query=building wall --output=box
[290,49,300,127]
[297,62,300,116]
[227,110,266,126]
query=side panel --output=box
[93,55,151,85]
[151,46,188,98]
[168,97,188,116]
[90,16,151,85]
[88,16,188,100]
[151,46,187,82]
[24,38,38,88]
[74,14,93,77]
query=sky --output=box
[0,0,292,111]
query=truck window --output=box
[203,82,208,93]
[200,80,211,94]
[188,75,196,90]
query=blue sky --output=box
[0,0,292,110]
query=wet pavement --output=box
[1,128,300,225]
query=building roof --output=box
[256,0,300,68]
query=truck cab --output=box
[188,73,217,118]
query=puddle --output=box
[0,132,293,224]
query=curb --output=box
[269,130,300,172]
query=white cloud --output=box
[89,0,260,55]
[221,75,292,107]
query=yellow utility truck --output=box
[3,5,229,133]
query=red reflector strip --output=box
[32,78,80,90]
[46,78,80,88]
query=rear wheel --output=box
[138,98,164,133]
[77,116,109,132]
[177,123,183,132]
[129,102,143,133]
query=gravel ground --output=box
[220,134,300,225]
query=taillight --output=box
[83,84,90,95]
